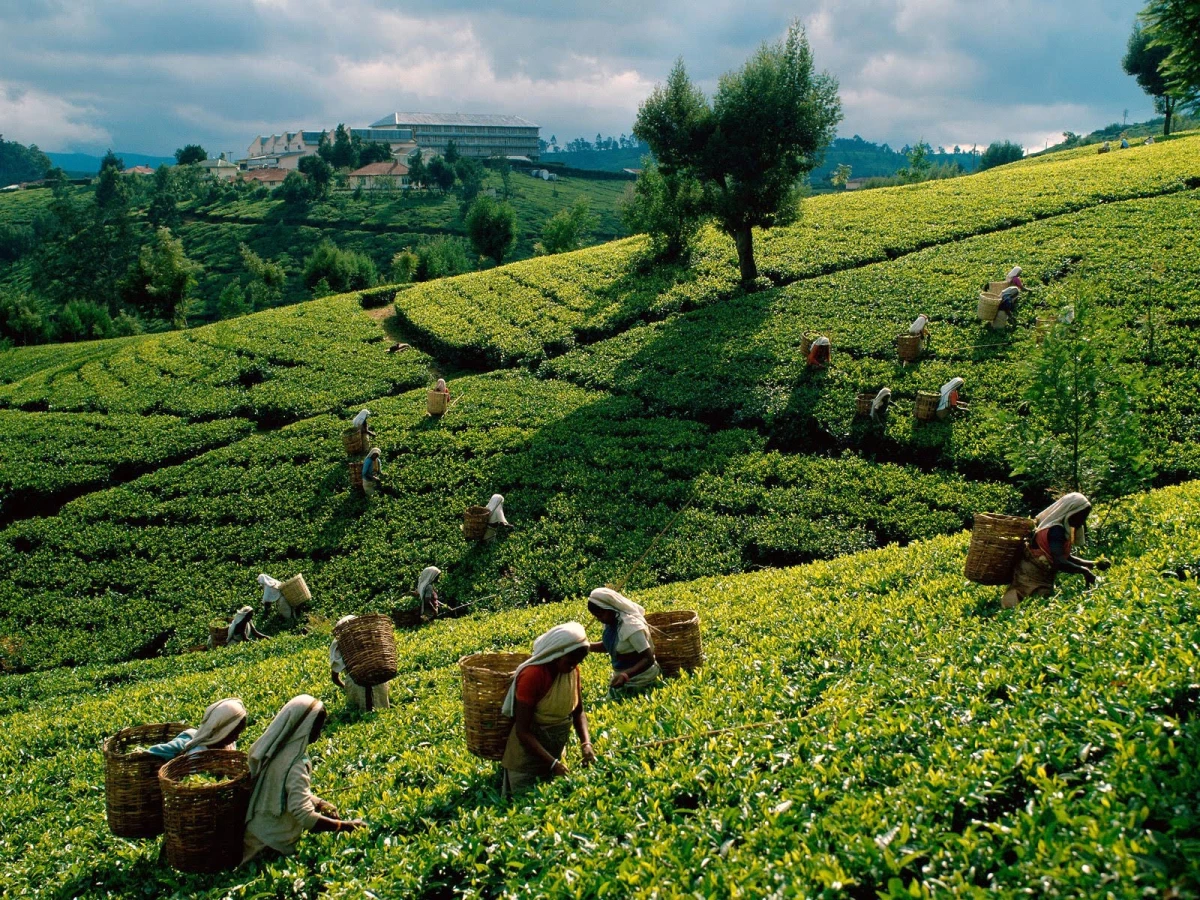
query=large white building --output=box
[368,113,540,160]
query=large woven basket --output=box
[463,505,491,541]
[799,332,819,356]
[914,391,941,421]
[279,574,310,607]
[159,750,251,873]
[348,460,364,490]
[988,281,1012,295]
[103,722,190,837]
[896,333,923,362]
[342,427,369,455]
[333,614,398,687]
[208,622,228,648]
[427,389,449,416]
[856,392,878,416]
[646,610,704,677]
[460,652,529,760]
[977,292,1001,322]
[964,513,1036,585]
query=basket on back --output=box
[855,392,878,416]
[799,332,819,356]
[159,750,252,873]
[460,652,529,760]
[977,292,1001,323]
[914,391,941,421]
[348,460,364,490]
[342,427,369,455]
[463,505,491,540]
[646,610,703,677]
[103,721,190,837]
[279,574,311,608]
[427,389,449,416]
[964,513,1036,585]
[333,614,398,687]
[208,621,228,648]
[895,333,923,362]
[987,281,1012,295]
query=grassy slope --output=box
[0,481,1196,897]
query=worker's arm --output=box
[331,670,344,689]
[1047,527,1095,584]
[572,700,595,766]
[610,648,656,686]
[249,625,268,639]
[513,701,563,773]
[588,641,606,653]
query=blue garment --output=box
[602,622,637,671]
[146,729,197,760]
[361,457,374,480]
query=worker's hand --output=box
[1083,570,1097,588]
[338,818,366,832]
[550,759,569,778]
[580,742,596,767]
[1094,558,1112,572]
[317,799,339,817]
[610,671,630,689]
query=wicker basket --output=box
[896,333,923,362]
[799,332,819,356]
[856,392,878,416]
[646,610,703,677]
[348,460,364,490]
[977,292,1001,322]
[988,281,1012,295]
[279,574,311,607]
[964,513,1036,585]
[159,750,252,873]
[914,391,941,421]
[427,389,449,416]
[463,505,491,540]
[333,614,398,687]
[460,652,529,760]
[342,427,369,455]
[208,622,228,648]
[103,722,190,838]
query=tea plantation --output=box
[0,136,1198,896]
[0,481,1196,897]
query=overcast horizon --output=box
[1,0,1156,159]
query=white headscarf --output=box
[812,335,831,348]
[245,695,325,821]
[258,573,282,606]
[1035,492,1092,546]
[435,378,447,392]
[870,387,892,420]
[329,616,355,674]
[228,606,254,642]
[938,377,964,411]
[486,493,509,525]
[1006,266,1022,282]
[908,315,929,335]
[352,409,370,428]
[588,587,650,645]
[417,566,441,600]
[501,622,589,717]
[182,698,247,753]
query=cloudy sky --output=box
[0,0,1154,158]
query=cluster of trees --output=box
[1122,11,1198,137]
[0,138,52,186]
[540,134,649,154]
[316,125,394,170]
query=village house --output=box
[239,168,289,188]
[197,158,240,181]
[346,160,410,191]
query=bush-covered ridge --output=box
[0,480,1196,897]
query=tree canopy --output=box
[1140,0,1200,111]
[466,195,518,266]
[1124,22,1184,134]
[174,145,207,165]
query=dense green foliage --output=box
[1140,0,1200,110]
[0,481,1196,896]
[0,138,51,187]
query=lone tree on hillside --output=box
[1140,0,1200,111]
[978,141,1024,171]
[174,145,207,165]
[1124,20,1190,134]
[466,195,518,266]
[633,22,842,285]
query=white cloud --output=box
[0,81,110,150]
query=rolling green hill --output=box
[0,134,1198,896]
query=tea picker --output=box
[936,377,967,419]
[1001,493,1109,608]
[586,587,661,694]
[361,448,383,498]
[806,334,831,368]
[227,606,266,644]
[330,616,391,711]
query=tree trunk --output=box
[734,226,757,285]
[1164,97,1174,136]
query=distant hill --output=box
[46,151,175,176]
[1034,113,1199,157]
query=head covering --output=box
[417,566,441,600]
[1006,266,1022,282]
[501,622,589,717]
[870,387,892,420]
[329,616,355,674]
[258,573,282,606]
[486,493,509,526]
[908,315,929,335]
[352,409,370,428]
[588,587,650,645]
[938,377,964,411]
[812,335,830,348]
[435,378,447,391]
[1035,492,1092,546]
[182,698,247,753]
[227,606,254,642]
[245,695,325,821]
